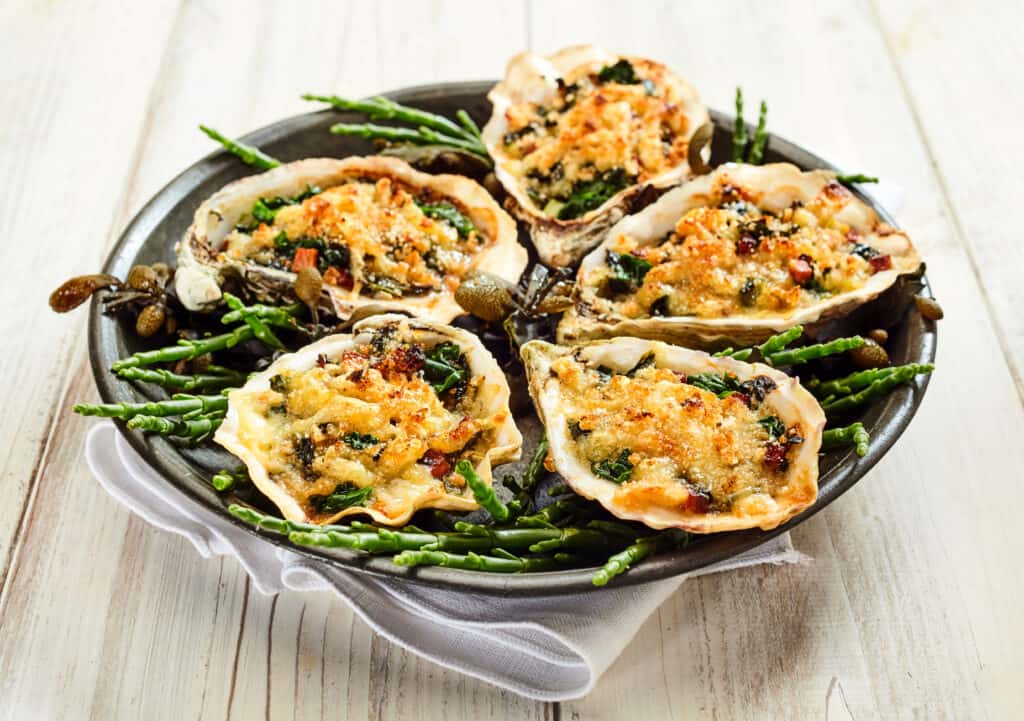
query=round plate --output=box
[89,81,936,595]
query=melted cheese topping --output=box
[582,181,893,319]
[222,176,485,296]
[549,354,802,517]
[228,343,502,523]
[501,59,694,209]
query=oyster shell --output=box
[522,338,824,533]
[175,156,526,322]
[558,163,923,347]
[482,44,709,267]
[215,314,522,526]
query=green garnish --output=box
[342,432,380,450]
[310,483,373,513]
[607,251,653,291]
[423,342,468,395]
[592,449,634,484]
[557,168,633,220]
[685,372,741,398]
[758,416,786,438]
[597,59,641,85]
[416,201,475,238]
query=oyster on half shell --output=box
[215,314,522,527]
[558,163,922,348]
[482,44,709,267]
[522,338,824,533]
[175,156,526,323]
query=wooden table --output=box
[2,1,1021,718]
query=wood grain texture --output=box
[871,0,1024,400]
[1,0,1022,719]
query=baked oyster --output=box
[558,163,922,347]
[175,156,525,322]
[215,314,522,526]
[522,338,824,532]
[482,44,709,267]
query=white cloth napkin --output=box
[85,421,808,700]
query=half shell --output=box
[482,44,709,267]
[522,338,824,533]
[175,156,526,322]
[215,314,522,526]
[558,163,922,347]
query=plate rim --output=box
[88,80,937,596]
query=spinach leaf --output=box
[685,372,741,398]
[591,449,634,484]
[238,185,322,231]
[416,200,475,238]
[310,483,373,513]
[423,342,468,395]
[607,250,653,291]
[757,416,786,439]
[342,432,380,450]
[597,59,641,85]
[557,168,633,220]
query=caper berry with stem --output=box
[849,338,889,369]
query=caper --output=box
[48,274,122,312]
[135,303,166,338]
[454,271,516,322]
[294,267,323,308]
[849,338,889,369]
[867,328,888,345]
[126,264,160,292]
[914,295,944,321]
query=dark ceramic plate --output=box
[89,81,936,595]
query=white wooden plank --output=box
[873,0,1024,401]
[0,1,545,719]
[0,0,181,590]
[530,1,1024,718]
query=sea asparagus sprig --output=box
[836,173,879,185]
[222,293,284,350]
[125,413,224,441]
[592,529,690,587]
[393,549,565,573]
[765,336,866,367]
[514,497,594,528]
[111,326,254,370]
[220,302,304,329]
[809,363,934,398]
[820,364,934,416]
[113,366,245,391]
[228,504,347,535]
[211,467,250,492]
[73,394,228,419]
[732,87,748,162]
[732,88,769,165]
[822,422,871,457]
[747,100,769,165]
[199,125,281,170]
[755,325,804,358]
[303,94,480,145]
[456,460,510,522]
[522,434,550,492]
[330,122,489,159]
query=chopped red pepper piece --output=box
[323,266,354,289]
[763,442,788,471]
[421,449,452,478]
[788,257,813,285]
[869,254,893,272]
[735,235,758,255]
[291,247,319,273]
